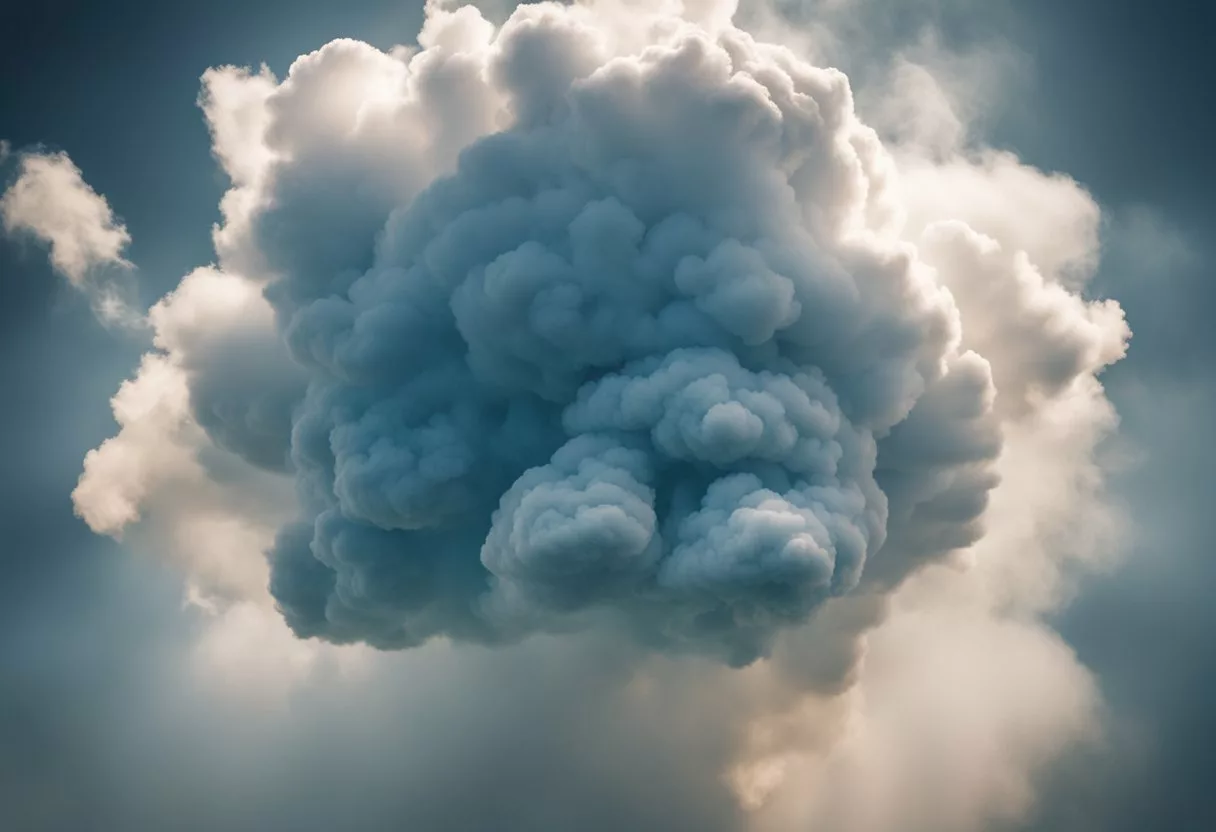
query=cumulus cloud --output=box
[182,0,1017,663]
[0,149,141,326]
[71,1,1131,829]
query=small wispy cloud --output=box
[1,148,144,328]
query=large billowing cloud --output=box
[72,1,1130,828]
[185,0,1008,662]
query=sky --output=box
[1,1,1213,830]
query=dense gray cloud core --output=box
[198,2,1002,662]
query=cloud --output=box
[70,2,1131,829]
[0,149,142,327]
[0,150,131,280]
[73,266,298,603]
[187,1,1017,664]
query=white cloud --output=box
[1,149,143,327]
[1,150,130,282]
[74,266,296,602]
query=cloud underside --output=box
[70,1,1129,829]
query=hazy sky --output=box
[1,2,1213,830]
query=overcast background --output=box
[1,1,1213,829]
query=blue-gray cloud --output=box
[207,9,1014,663]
